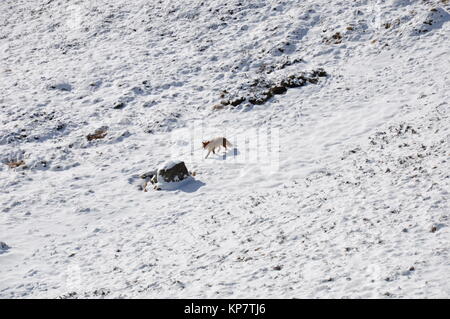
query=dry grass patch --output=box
[5,160,26,168]
[86,127,108,141]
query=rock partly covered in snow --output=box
[412,7,450,35]
[152,160,191,190]
[0,242,10,253]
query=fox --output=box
[202,137,232,159]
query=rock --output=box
[113,102,126,109]
[157,160,190,183]
[140,170,156,180]
[430,223,445,233]
[218,68,327,107]
[248,91,273,105]
[152,160,191,190]
[0,241,10,253]
[49,83,72,92]
[413,7,450,35]
[280,75,307,88]
[230,97,245,106]
[272,265,282,271]
[313,68,328,77]
[139,170,156,191]
[270,85,287,95]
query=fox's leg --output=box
[205,150,211,159]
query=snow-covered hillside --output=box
[0,0,449,298]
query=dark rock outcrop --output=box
[156,160,190,184]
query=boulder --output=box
[152,160,191,190]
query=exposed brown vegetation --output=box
[86,127,108,141]
[323,32,343,44]
[6,160,25,168]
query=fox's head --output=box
[202,141,210,149]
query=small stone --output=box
[113,102,126,109]
[230,97,245,106]
[140,171,156,179]
[0,242,10,252]
[49,83,72,92]
[273,265,282,271]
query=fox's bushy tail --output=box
[223,138,232,148]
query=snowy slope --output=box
[0,0,449,298]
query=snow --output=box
[156,175,195,191]
[0,0,449,298]
[160,160,183,171]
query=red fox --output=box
[202,137,232,159]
